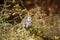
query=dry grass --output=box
[0,1,60,40]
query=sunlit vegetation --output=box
[0,0,60,40]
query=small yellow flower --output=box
[14,4,20,8]
[54,36,59,40]
[4,15,10,19]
